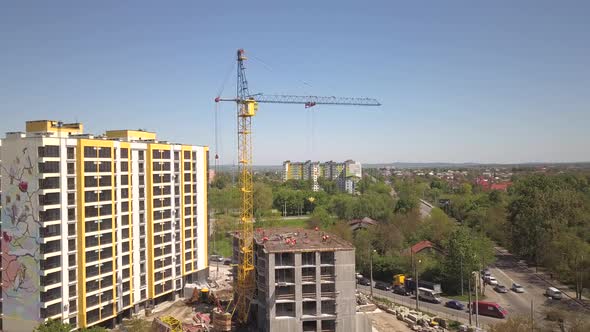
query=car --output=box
[445,300,465,310]
[486,276,498,286]
[357,277,371,286]
[209,255,224,262]
[223,258,232,265]
[393,285,411,296]
[374,281,392,291]
[494,284,509,293]
[511,283,524,293]
[545,287,562,300]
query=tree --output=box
[253,182,273,218]
[309,206,332,229]
[508,174,589,265]
[442,227,495,294]
[34,320,72,332]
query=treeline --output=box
[402,171,590,299]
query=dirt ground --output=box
[366,310,412,332]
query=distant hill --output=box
[213,162,590,171]
[364,162,590,169]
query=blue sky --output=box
[1,1,589,164]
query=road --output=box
[486,247,589,319]
[357,285,500,328]
[418,199,433,218]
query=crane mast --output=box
[235,49,256,324]
[215,49,380,325]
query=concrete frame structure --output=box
[234,227,370,332]
[0,121,209,331]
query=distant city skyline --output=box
[1,1,589,164]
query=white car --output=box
[511,283,525,293]
[487,276,498,286]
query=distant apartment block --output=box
[233,227,370,332]
[0,120,209,331]
[282,160,362,194]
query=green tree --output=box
[253,182,273,218]
[309,206,332,229]
[34,320,72,332]
[442,227,495,294]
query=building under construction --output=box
[233,227,371,332]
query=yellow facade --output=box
[105,130,156,141]
[26,120,83,134]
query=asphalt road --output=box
[357,285,500,328]
[486,247,589,319]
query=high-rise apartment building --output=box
[233,227,370,332]
[282,160,362,194]
[0,121,209,331]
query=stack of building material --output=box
[211,308,232,332]
[151,316,183,332]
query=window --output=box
[67,177,75,190]
[39,192,60,205]
[67,162,75,174]
[39,161,60,173]
[40,208,61,222]
[67,147,75,159]
[98,147,111,158]
[38,145,60,158]
[120,148,128,159]
[98,161,111,172]
[84,146,96,157]
[276,303,295,317]
[121,162,128,172]
[121,175,128,185]
[84,161,97,172]
[85,176,98,188]
[39,177,60,189]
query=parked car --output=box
[511,283,524,293]
[494,284,509,293]
[375,281,392,291]
[445,300,465,310]
[486,276,498,286]
[393,285,411,296]
[357,277,371,286]
[470,301,508,318]
[223,258,232,265]
[545,287,562,300]
[209,254,224,262]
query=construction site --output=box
[115,49,382,332]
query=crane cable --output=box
[214,61,237,171]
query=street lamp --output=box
[413,254,422,311]
[370,248,377,298]
[472,271,479,327]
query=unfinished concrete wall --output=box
[334,249,356,332]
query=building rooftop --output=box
[249,227,354,253]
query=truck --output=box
[404,278,442,294]
[418,287,442,303]
[470,301,508,318]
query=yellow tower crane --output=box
[215,49,381,325]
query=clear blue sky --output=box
[1,1,589,164]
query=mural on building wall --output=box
[1,146,42,320]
